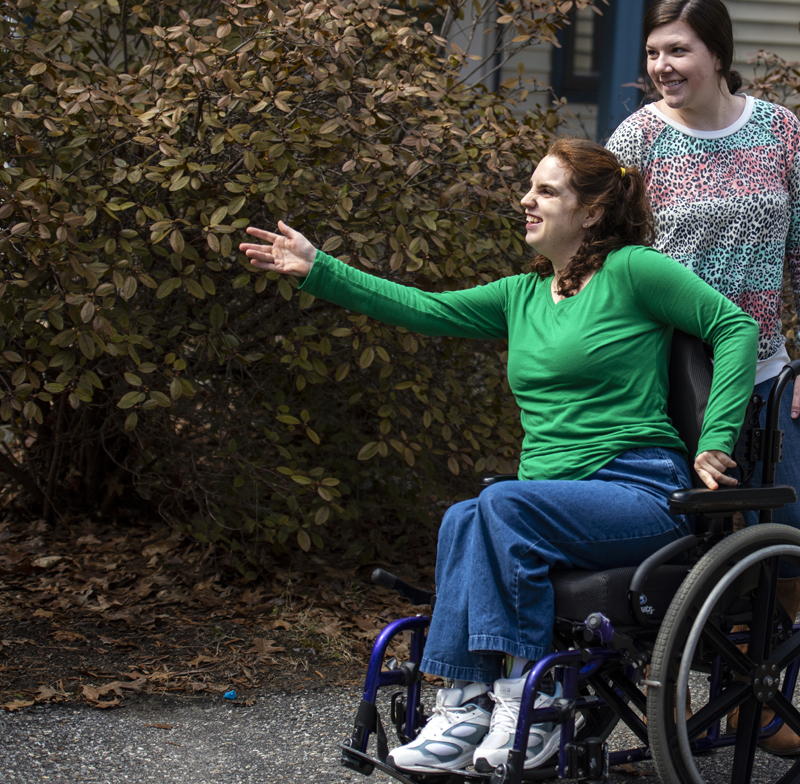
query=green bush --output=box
[0,0,576,569]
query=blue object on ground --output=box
[223,690,236,700]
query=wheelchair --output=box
[339,330,800,784]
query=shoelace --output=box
[421,700,471,734]
[488,690,521,733]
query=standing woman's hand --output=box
[792,379,800,420]
[239,222,316,277]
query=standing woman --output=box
[607,0,800,754]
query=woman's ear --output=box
[584,206,604,228]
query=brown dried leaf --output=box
[187,654,217,668]
[245,638,285,655]
[52,630,87,642]
[33,556,63,568]
[3,699,35,712]
[34,686,61,702]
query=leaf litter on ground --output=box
[0,514,436,711]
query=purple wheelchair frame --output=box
[342,613,800,784]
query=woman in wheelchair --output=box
[240,138,759,774]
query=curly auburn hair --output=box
[529,138,655,298]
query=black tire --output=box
[648,524,800,784]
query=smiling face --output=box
[646,20,724,116]
[520,155,594,269]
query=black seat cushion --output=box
[551,565,692,626]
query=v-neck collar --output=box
[546,267,600,307]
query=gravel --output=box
[0,681,795,783]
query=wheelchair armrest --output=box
[371,569,434,606]
[481,474,518,487]
[668,484,797,514]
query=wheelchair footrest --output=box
[339,742,420,782]
[339,741,561,782]
[340,739,376,776]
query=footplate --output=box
[338,742,429,784]
[338,742,559,783]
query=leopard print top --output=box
[607,96,800,361]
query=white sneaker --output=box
[473,676,563,772]
[387,683,492,772]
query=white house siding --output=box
[729,0,800,109]
[730,0,800,63]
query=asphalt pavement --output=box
[0,683,794,783]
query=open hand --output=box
[239,222,316,277]
[694,449,738,491]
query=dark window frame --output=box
[551,6,606,103]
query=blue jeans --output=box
[743,377,800,528]
[420,448,694,683]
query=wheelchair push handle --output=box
[371,569,435,606]
[762,359,800,487]
[766,359,800,431]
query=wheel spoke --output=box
[772,630,800,671]
[746,557,780,665]
[731,697,762,784]
[687,682,750,739]
[731,558,777,783]
[768,691,800,739]
[701,619,757,677]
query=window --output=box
[551,5,606,103]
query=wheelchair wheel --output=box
[648,524,800,784]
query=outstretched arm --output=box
[238,223,510,341]
[239,222,316,277]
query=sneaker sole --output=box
[388,751,478,774]
[473,730,561,773]
[524,728,562,769]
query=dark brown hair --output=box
[529,138,655,297]
[644,0,742,95]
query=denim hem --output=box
[469,634,548,661]
[420,655,500,684]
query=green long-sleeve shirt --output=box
[300,245,759,481]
